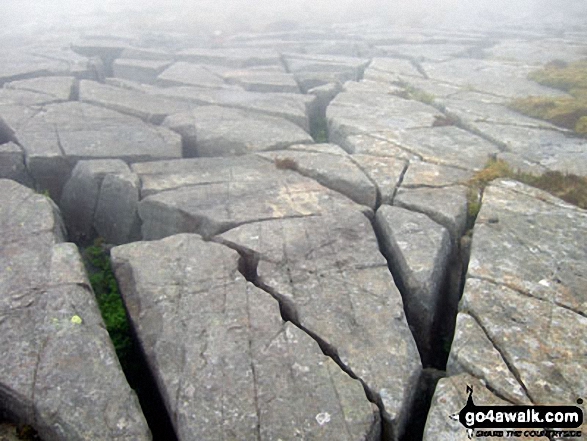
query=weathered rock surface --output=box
[221,69,300,93]
[0,142,32,186]
[376,205,451,361]
[219,208,422,439]
[5,76,75,102]
[432,180,587,436]
[0,179,151,441]
[176,47,281,68]
[112,234,380,441]
[156,62,230,88]
[16,101,182,199]
[163,106,313,157]
[112,59,172,84]
[136,156,365,239]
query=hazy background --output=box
[1,0,586,37]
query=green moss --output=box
[85,239,132,371]
[395,82,436,105]
[509,59,587,136]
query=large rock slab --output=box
[176,47,281,68]
[376,205,451,361]
[221,69,300,93]
[156,62,230,88]
[79,80,192,124]
[258,144,378,208]
[111,234,380,441]
[163,106,313,157]
[219,208,422,440]
[0,179,151,441]
[112,59,172,84]
[0,142,32,186]
[445,179,587,423]
[16,102,182,199]
[5,76,75,102]
[136,156,365,239]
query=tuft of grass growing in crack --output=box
[84,238,133,372]
[394,82,436,105]
[466,157,587,223]
[509,59,587,136]
[274,156,299,171]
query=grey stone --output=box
[93,171,141,245]
[156,62,228,88]
[394,185,469,241]
[176,48,281,67]
[163,106,313,157]
[393,127,500,171]
[455,179,587,408]
[0,179,151,441]
[283,53,369,81]
[5,76,75,102]
[60,159,131,243]
[327,93,443,151]
[343,80,405,95]
[423,374,536,441]
[17,102,182,199]
[342,134,416,160]
[221,70,300,93]
[151,87,313,131]
[402,161,473,188]
[351,154,407,205]
[376,205,451,358]
[112,59,172,84]
[0,142,32,186]
[111,234,380,441]
[366,58,424,79]
[0,50,84,86]
[219,209,422,439]
[79,80,192,124]
[119,47,174,61]
[137,156,365,240]
[258,146,378,208]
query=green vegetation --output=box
[84,239,133,371]
[395,82,436,105]
[466,157,587,221]
[310,115,329,143]
[509,60,587,136]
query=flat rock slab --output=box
[327,93,444,152]
[219,208,422,439]
[402,161,473,189]
[111,234,380,441]
[79,80,193,124]
[376,205,451,359]
[176,48,281,67]
[136,156,365,239]
[163,106,313,157]
[112,59,172,84]
[16,101,182,199]
[222,70,300,93]
[156,62,230,88]
[151,86,313,131]
[5,76,75,102]
[450,179,587,410]
[0,179,150,441]
[351,154,407,205]
[258,145,378,208]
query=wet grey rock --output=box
[60,159,131,243]
[0,142,32,186]
[137,156,365,239]
[376,205,451,359]
[221,70,300,93]
[283,53,369,82]
[112,59,172,84]
[0,50,82,86]
[111,234,380,441]
[156,62,228,88]
[342,134,416,160]
[258,145,378,208]
[79,80,192,124]
[0,179,151,441]
[151,87,313,131]
[5,76,75,102]
[219,208,422,439]
[163,106,313,157]
[16,102,182,199]
[366,58,424,80]
[394,185,469,241]
[452,179,587,408]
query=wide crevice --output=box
[79,240,178,441]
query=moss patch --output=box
[466,157,587,223]
[395,82,436,105]
[509,60,587,136]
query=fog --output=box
[1,0,586,37]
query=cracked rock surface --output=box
[0,179,150,441]
[111,234,380,441]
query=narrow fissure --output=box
[78,240,178,441]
